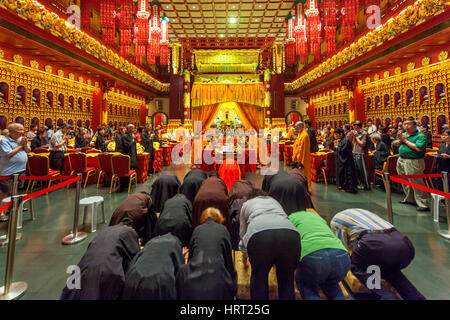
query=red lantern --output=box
[100,0,116,44]
[134,0,150,64]
[294,1,308,62]
[341,0,359,42]
[323,0,336,54]
[285,13,295,65]
[160,16,169,65]
[305,0,321,55]
[120,0,133,57]
[147,3,161,65]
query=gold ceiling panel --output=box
[193,49,261,73]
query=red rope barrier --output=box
[0,177,11,181]
[22,176,81,202]
[0,201,11,215]
[391,174,443,179]
[19,175,76,181]
[390,176,450,199]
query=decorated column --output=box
[183,69,191,120]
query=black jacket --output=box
[95,134,107,152]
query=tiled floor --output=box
[0,163,448,300]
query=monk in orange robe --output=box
[292,121,311,191]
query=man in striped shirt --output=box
[331,208,425,300]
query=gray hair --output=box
[295,121,304,128]
[371,133,381,142]
[2,129,9,135]
[7,123,23,133]
[126,124,135,130]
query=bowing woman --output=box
[334,128,358,193]
[176,208,237,300]
[180,169,208,205]
[60,224,140,300]
[154,194,193,248]
[122,233,185,300]
[150,174,181,213]
[267,171,308,215]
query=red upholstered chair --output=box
[97,153,114,189]
[374,155,399,189]
[68,153,97,188]
[80,147,92,153]
[424,154,436,188]
[32,147,48,154]
[318,151,336,185]
[111,154,137,193]
[26,154,60,193]
[86,149,102,154]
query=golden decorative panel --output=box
[30,60,39,69]
[87,79,92,86]
[57,69,64,77]
[395,67,402,75]
[44,65,53,73]
[193,49,261,73]
[78,76,84,83]
[68,73,75,80]
[365,77,371,84]
[422,57,430,66]
[407,62,415,71]
[374,74,380,81]
[439,51,449,61]
[13,54,23,65]
[384,71,390,78]
[357,80,363,87]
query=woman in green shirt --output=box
[289,210,350,300]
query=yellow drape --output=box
[191,83,265,108]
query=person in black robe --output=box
[434,128,450,191]
[95,127,107,152]
[420,124,433,148]
[30,129,48,151]
[176,218,237,300]
[115,127,125,153]
[288,162,314,209]
[75,128,87,149]
[228,180,253,206]
[192,177,229,230]
[305,119,319,153]
[180,169,208,205]
[378,126,392,151]
[122,233,184,300]
[150,174,181,213]
[261,169,278,193]
[60,224,140,300]
[154,194,193,247]
[109,192,156,242]
[266,171,307,215]
[372,133,390,171]
[121,124,138,169]
[334,128,358,193]
[142,125,154,175]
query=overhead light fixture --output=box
[255,19,258,22]
[192,6,196,9]
[229,17,237,23]
[220,34,224,37]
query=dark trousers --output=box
[49,151,65,173]
[295,248,350,300]
[351,231,426,300]
[353,154,370,189]
[247,229,300,300]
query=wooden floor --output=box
[0,162,449,300]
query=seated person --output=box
[371,133,390,172]
[331,208,426,300]
[60,224,140,300]
[154,194,193,248]
[75,128,88,149]
[323,126,335,151]
[30,128,49,151]
[239,189,300,300]
[95,127,107,152]
[176,208,237,300]
[109,192,155,244]
[419,124,433,149]
[122,233,184,300]
[434,128,450,191]
[289,210,350,300]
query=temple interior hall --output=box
[0,0,449,301]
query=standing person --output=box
[434,128,450,191]
[286,124,298,141]
[372,133,390,171]
[75,128,88,149]
[0,123,30,221]
[392,117,429,211]
[136,126,144,144]
[419,124,433,149]
[95,127,107,152]
[390,126,400,155]
[46,124,54,140]
[239,189,300,300]
[30,128,49,151]
[305,119,319,153]
[49,124,71,172]
[331,208,426,300]
[367,119,377,151]
[115,126,125,153]
[289,210,350,300]
[121,124,138,169]
[323,125,335,150]
[334,128,357,193]
[27,124,38,140]
[344,124,354,147]
[352,121,370,190]
[142,125,154,175]
[0,129,9,141]
[292,121,311,191]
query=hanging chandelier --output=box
[294,1,308,63]
[160,16,170,66]
[285,13,296,65]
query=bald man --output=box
[292,121,311,191]
[0,124,30,219]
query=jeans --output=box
[295,248,350,300]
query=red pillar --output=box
[270,74,285,119]
[140,102,147,126]
[354,86,365,123]
[169,75,184,121]
[92,87,103,130]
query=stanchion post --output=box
[0,175,22,246]
[438,171,450,240]
[384,172,394,225]
[0,195,28,300]
[62,174,87,245]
